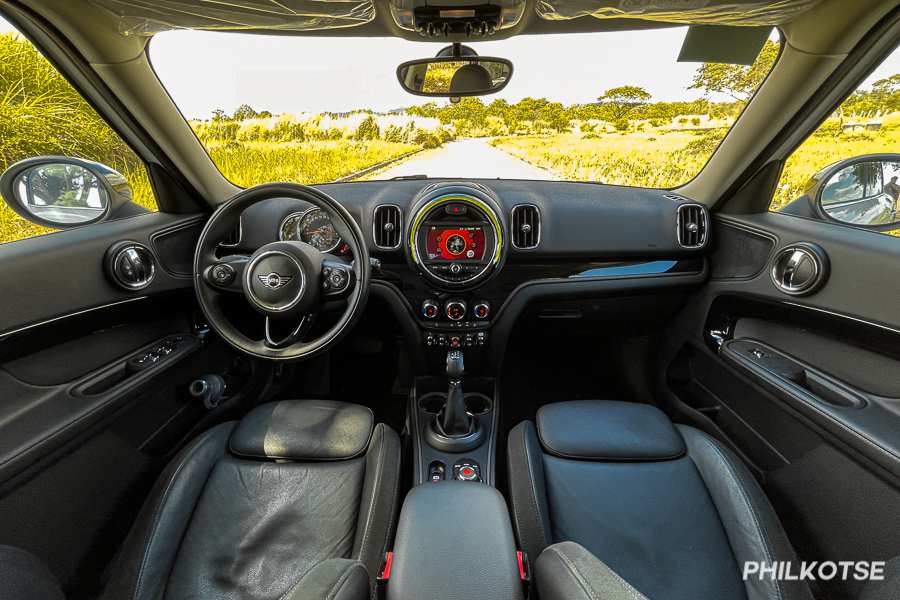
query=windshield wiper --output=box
[390,174,428,180]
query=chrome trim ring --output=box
[244,250,306,312]
[770,245,823,296]
[409,194,503,286]
[112,243,156,290]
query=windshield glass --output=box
[150,28,778,187]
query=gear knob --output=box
[446,350,464,381]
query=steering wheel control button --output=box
[453,461,481,482]
[445,299,467,321]
[211,263,235,286]
[421,299,439,319]
[473,301,490,319]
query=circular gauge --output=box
[279,212,303,241]
[297,208,341,253]
[279,208,342,253]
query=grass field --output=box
[491,131,719,188]
[204,139,419,188]
[492,127,900,214]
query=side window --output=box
[0,16,157,246]
[771,44,899,236]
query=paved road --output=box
[374,138,559,180]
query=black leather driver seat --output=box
[508,400,813,600]
[101,400,401,600]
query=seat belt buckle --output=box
[376,551,393,599]
[517,550,531,595]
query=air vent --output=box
[373,204,402,249]
[511,204,540,249]
[676,203,708,248]
[109,242,155,290]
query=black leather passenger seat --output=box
[507,400,814,600]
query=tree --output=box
[354,115,380,140]
[232,104,259,121]
[688,40,779,102]
[871,74,900,113]
[211,108,227,122]
[596,86,652,122]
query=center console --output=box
[385,482,524,600]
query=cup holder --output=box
[418,392,493,415]
[419,393,447,415]
[464,393,492,415]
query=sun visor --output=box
[535,0,821,26]
[88,0,376,36]
[678,25,771,65]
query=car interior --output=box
[0,1,899,599]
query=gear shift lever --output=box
[425,349,485,451]
[441,350,470,435]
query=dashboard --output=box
[219,179,709,371]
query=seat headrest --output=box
[230,400,374,461]
[537,400,685,461]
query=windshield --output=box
[150,28,778,187]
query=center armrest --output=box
[387,482,524,600]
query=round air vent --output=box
[107,242,156,290]
[770,243,829,296]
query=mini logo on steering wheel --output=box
[258,272,293,290]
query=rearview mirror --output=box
[818,156,900,230]
[0,156,133,229]
[397,56,513,98]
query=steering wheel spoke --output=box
[264,314,316,349]
[320,258,356,299]
[201,254,249,293]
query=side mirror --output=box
[0,156,134,229]
[815,154,900,231]
[397,56,513,98]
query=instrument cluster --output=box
[279,207,349,254]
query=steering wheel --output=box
[193,183,370,361]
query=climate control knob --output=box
[421,299,439,319]
[473,301,491,320]
[445,299,467,321]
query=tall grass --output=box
[771,126,900,210]
[204,139,418,187]
[0,32,155,244]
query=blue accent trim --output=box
[572,260,678,278]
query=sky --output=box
[1,14,898,120]
[149,27,714,117]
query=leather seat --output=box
[101,400,401,600]
[507,400,813,600]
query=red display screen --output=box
[425,226,486,261]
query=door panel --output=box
[0,212,262,595]
[661,212,900,600]
[0,211,202,334]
